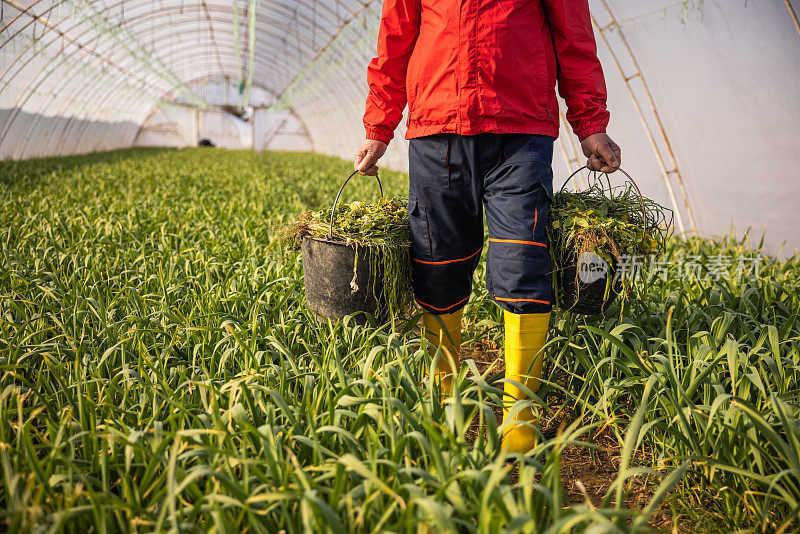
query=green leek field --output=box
[1,148,799,532]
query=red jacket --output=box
[363,0,610,145]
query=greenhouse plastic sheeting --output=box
[1,0,799,255]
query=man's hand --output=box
[581,133,621,173]
[354,140,387,176]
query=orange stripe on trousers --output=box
[412,247,482,265]
[488,238,547,248]
[415,294,470,312]
[495,296,550,305]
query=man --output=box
[354,0,620,454]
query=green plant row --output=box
[0,148,798,532]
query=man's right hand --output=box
[581,133,621,173]
[354,139,387,176]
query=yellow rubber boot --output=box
[501,310,550,453]
[421,309,462,394]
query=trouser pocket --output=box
[409,134,451,189]
[408,196,432,261]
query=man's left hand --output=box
[581,133,621,173]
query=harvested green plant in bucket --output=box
[548,171,672,307]
[287,197,413,320]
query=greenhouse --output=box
[1,0,800,531]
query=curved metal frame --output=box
[783,0,800,39]
[590,0,698,235]
[5,0,773,185]
[1,1,340,99]
[0,0,367,157]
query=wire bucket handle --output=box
[558,166,647,249]
[327,169,384,239]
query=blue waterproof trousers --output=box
[408,133,555,315]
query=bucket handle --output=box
[558,166,647,249]
[327,169,384,239]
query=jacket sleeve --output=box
[541,0,610,141]
[363,0,421,145]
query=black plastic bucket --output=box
[554,242,621,315]
[552,166,646,316]
[302,236,383,322]
[301,170,386,322]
